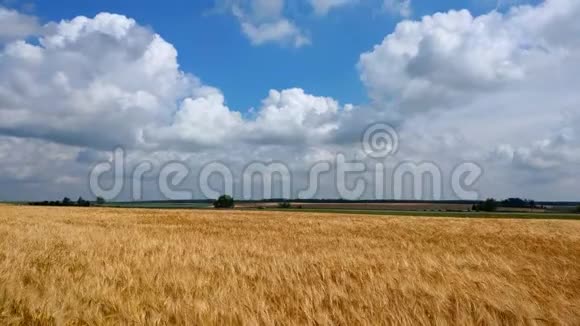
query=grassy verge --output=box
[104,202,212,209]
[259,208,580,220]
[10,201,580,220]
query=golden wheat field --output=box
[0,205,579,325]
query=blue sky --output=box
[12,0,520,110]
[2,0,579,201]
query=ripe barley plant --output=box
[0,205,579,325]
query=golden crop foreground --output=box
[0,206,579,325]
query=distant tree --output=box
[96,197,106,205]
[213,195,235,209]
[481,198,498,212]
[278,201,292,209]
[77,197,90,207]
[477,198,498,212]
[500,198,536,209]
[575,205,580,214]
[62,197,72,206]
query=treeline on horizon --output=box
[27,196,580,212]
[110,198,580,207]
[473,198,541,212]
[29,197,105,207]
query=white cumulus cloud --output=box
[227,0,310,47]
[358,0,580,199]
[309,0,358,15]
[383,0,412,17]
[0,6,40,42]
